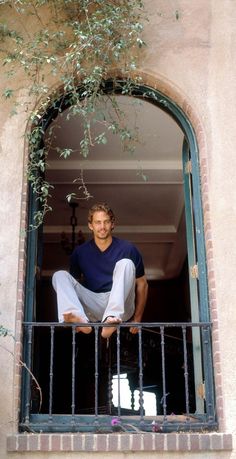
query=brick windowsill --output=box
[7,432,232,453]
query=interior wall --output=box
[144,260,190,323]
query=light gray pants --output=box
[52,258,136,323]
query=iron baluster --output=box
[182,325,190,420]
[49,325,55,422]
[131,389,135,412]
[116,327,121,418]
[138,327,144,422]
[94,326,99,423]
[160,326,167,421]
[202,325,215,423]
[107,340,113,415]
[24,325,33,424]
[71,326,76,422]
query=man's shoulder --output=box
[113,237,137,251]
[112,237,143,271]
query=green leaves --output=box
[2,88,14,98]
[0,324,11,338]
[95,133,107,145]
[58,148,73,158]
[1,0,146,227]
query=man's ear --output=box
[111,222,115,231]
[88,222,93,231]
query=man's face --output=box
[88,211,114,240]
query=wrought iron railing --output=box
[20,321,216,433]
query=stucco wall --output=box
[1,0,236,457]
[142,0,236,437]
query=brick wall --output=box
[6,432,233,453]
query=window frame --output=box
[20,82,216,433]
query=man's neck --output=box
[94,235,113,252]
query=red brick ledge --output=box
[7,433,232,452]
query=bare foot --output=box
[101,316,121,339]
[63,312,92,334]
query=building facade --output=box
[0,0,236,457]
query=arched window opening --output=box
[21,83,216,433]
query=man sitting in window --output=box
[52,202,148,338]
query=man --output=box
[52,202,148,338]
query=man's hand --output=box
[129,323,140,334]
[129,312,143,334]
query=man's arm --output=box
[129,275,148,334]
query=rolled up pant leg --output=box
[52,270,110,323]
[52,270,89,322]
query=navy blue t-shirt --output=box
[70,237,145,293]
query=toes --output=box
[63,312,73,322]
[101,317,121,338]
[63,312,92,334]
[104,316,121,324]
[101,326,116,339]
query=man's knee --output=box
[113,259,136,285]
[115,258,135,274]
[52,270,69,287]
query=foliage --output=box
[0,324,11,337]
[0,0,146,227]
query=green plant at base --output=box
[0,0,146,228]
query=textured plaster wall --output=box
[1,0,236,458]
[0,93,26,454]
[142,0,210,106]
[207,0,236,436]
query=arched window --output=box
[21,83,216,433]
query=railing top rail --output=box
[22,321,212,328]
